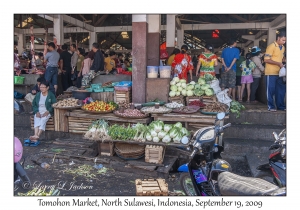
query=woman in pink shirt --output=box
[80,51,94,78]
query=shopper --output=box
[235,48,245,101]
[171,45,194,82]
[239,53,256,103]
[59,44,72,91]
[29,81,56,144]
[70,44,79,85]
[104,51,117,74]
[76,48,85,88]
[116,53,124,68]
[81,43,104,88]
[250,46,265,103]
[196,44,218,77]
[214,59,222,80]
[167,48,180,66]
[264,31,286,111]
[220,38,240,100]
[44,42,60,95]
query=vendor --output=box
[24,77,45,105]
[104,51,117,74]
[30,81,56,143]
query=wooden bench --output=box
[30,115,54,131]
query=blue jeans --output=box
[45,66,58,94]
[265,75,286,110]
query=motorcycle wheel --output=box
[180,173,197,196]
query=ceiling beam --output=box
[94,14,108,26]
[272,21,286,29]
[79,14,87,21]
[251,14,258,21]
[270,14,286,28]
[229,14,249,23]
[182,22,270,30]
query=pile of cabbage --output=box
[169,75,215,97]
[144,121,190,144]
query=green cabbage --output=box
[174,122,183,129]
[173,77,180,83]
[187,90,194,96]
[170,85,178,92]
[169,91,176,97]
[194,89,204,96]
[181,83,187,89]
[204,73,214,81]
[201,84,210,90]
[170,81,176,86]
[187,84,194,90]
[205,88,214,96]
[177,86,183,92]
[194,84,201,89]
[180,79,187,83]
[176,82,182,87]
[190,81,196,85]
[164,124,173,133]
[181,89,187,96]
[198,78,206,85]
[162,134,171,143]
[176,91,181,96]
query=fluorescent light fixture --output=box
[17,17,33,28]
[249,31,253,35]
[121,31,129,39]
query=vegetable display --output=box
[140,106,172,114]
[202,102,229,113]
[114,109,148,118]
[82,101,117,112]
[165,102,184,109]
[52,98,79,108]
[84,119,111,140]
[230,101,246,118]
[117,101,132,109]
[188,100,206,108]
[172,106,200,114]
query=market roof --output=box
[14,14,285,51]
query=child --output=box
[239,53,256,103]
[24,76,45,105]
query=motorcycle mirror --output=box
[279,129,286,138]
[181,136,189,145]
[216,112,225,120]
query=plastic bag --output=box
[14,91,24,99]
[216,89,232,108]
[160,49,169,59]
[14,99,24,114]
[209,79,222,95]
[279,67,286,77]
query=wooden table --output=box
[66,109,152,134]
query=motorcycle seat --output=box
[218,171,279,196]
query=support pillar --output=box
[53,15,64,45]
[253,39,259,47]
[132,15,148,103]
[147,15,161,66]
[89,32,96,51]
[17,34,24,54]
[267,28,277,45]
[166,14,176,56]
[177,29,184,48]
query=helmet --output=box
[14,137,23,163]
[251,46,261,54]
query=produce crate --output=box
[68,117,94,134]
[114,86,132,91]
[115,90,132,103]
[30,116,54,131]
[93,88,104,93]
[186,96,201,105]
[168,96,185,105]
[201,95,217,105]
[103,87,114,92]
[98,142,115,156]
[145,145,165,164]
[135,179,168,196]
[14,76,25,84]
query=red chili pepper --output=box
[189,100,206,107]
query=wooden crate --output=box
[136,179,168,196]
[54,108,69,132]
[98,142,115,156]
[201,95,217,105]
[146,78,171,103]
[168,96,185,105]
[91,92,114,102]
[30,116,55,131]
[114,90,132,103]
[186,96,201,105]
[68,117,93,134]
[145,145,165,164]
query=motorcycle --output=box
[178,112,286,196]
[14,137,31,189]
[254,129,286,187]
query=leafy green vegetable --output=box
[230,101,246,118]
[205,88,214,96]
[198,78,206,85]
[204,73,214,81]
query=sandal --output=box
[29,140,40,147]
[24,139,31,146]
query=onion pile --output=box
[115,109,147,118]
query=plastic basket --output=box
[104,88,114,92]
[14,76,25,84]
[85,88,93,92]
[91,83,102,90]
[115,81,132,87]
[93,88,104,92]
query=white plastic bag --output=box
[209,79,222,95]
[279,67,286,77]
[216,89,232,108]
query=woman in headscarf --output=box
[171,45,194,82]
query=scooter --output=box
[14,137,31,189]
[178,113,285,196]
[254,129,286,187]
